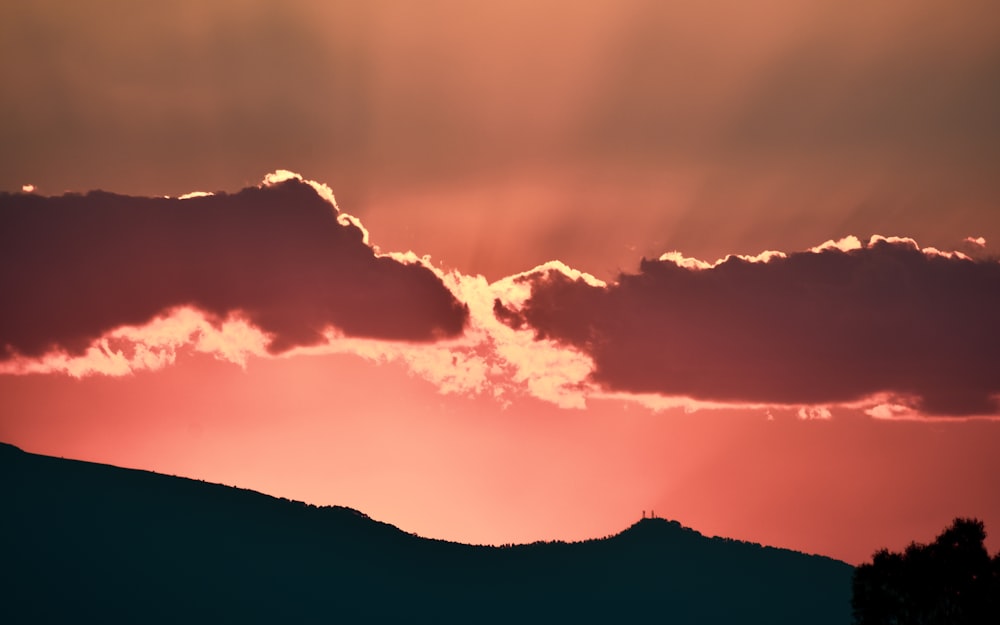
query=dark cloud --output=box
[497,240,1000,416]
[0,178,468,359]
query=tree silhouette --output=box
[852,518,1000,624]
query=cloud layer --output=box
[496,237,1000,417]
[4,173,998,419]
[0,173,468,361]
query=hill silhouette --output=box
[0,442,852,623]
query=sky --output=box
[1,0,999,565]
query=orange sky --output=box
[2,1,1000,564]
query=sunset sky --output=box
[2,1,999,565]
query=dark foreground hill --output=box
[0,442,853,624]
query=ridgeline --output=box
[1,442,852,623]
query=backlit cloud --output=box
[0,307,268,377]
[0,174,594,408]
[4,173,998,419]
[498,237,1000,418]
[0,172,468,364]
[275,261,601,410]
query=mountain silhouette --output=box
[1,442,852,623]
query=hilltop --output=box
[0,442,852,623]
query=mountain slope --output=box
[0,442,853,623]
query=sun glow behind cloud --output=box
[0,260,599,410]
[0,307,268,377]
[4,172,997,420]
[0,172,596,408]
[282,267,600,410]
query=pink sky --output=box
[2,1,1000,565]
[3,339,999,565]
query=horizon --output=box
[3,436,857,625]
[2,1,999,568]
[0,438,856,564]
